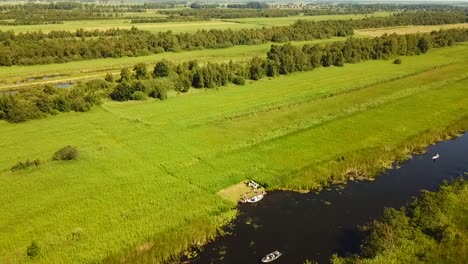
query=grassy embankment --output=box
[1,43,468,263]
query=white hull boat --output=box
[261,251,282,263]
[246,194,264,203]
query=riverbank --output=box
[191,133,468,264]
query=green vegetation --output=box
[11,159,41,171]
[0,13,391,34]
[355,23,468,37]
[1,3,468,263]
[52,145,79,161]
[333,178,468,263]
[1,43,468,263]
[26,241,40,259]
[0,81,106,123]
[1,11,462,66]
[0,38,342,89]
[3,29,465,123]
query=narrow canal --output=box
[192,133,468,264]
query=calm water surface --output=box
[193,133,468,264]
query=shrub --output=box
[232,76,245,85]
[119,68,133,82]
[53,145,79,161]
[105,73,114,82]
[26,241,40,258]
[133,63,149,80]
[393,58,402,64]
[85,79,112,91]
[155,87,167,101]
[11,159,41,171]
[132,91,148,101]
[71,98,92,112]
[110,82,134,101]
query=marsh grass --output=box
[283,118,468,191]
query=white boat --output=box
[261,251,282,263]
[432,153,440,160]
[247,180,261,189]
[246,194,264,203]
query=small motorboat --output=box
[432,153,440,161]
[261,251,282,263]
[246,194,264,203]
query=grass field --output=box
[223,12,391,27]
[0,38,345,90]
[355,23,468,37]
[1,43,468,263]
[0,12,392,34]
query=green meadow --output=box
[0,12,391,34]
[1,43,468,263]
[0,38,344,89]
[224,12,391,26]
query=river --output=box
[191,133,468,264]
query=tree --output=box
[191,68,204,88]
[154,60,171,77]
[110,81,134,101]
[249,57,265,80]
[265,60,279,77]
[119,68,133,82]
[133,63,149,80]
[417,36,431,53]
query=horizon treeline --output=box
[0,2,465,24]
[0,11,466,66]
[1,28,467,123]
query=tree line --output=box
[131,16,208,24]
[1,28,467,123]
[110,28,467,99]
[0,20,354,66]
[0,79,109,123]
[1,11,466,66]
[160,8,302,19]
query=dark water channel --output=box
[192,133,468,264]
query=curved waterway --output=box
[192,133,468,264]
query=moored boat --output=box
[261,251,282,263]
[246,194,264,203]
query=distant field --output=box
[224,12,392,27]
[0,38,345,90]
[1,43,468,263]
[355,23,468,37]
[0,12,392,34]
